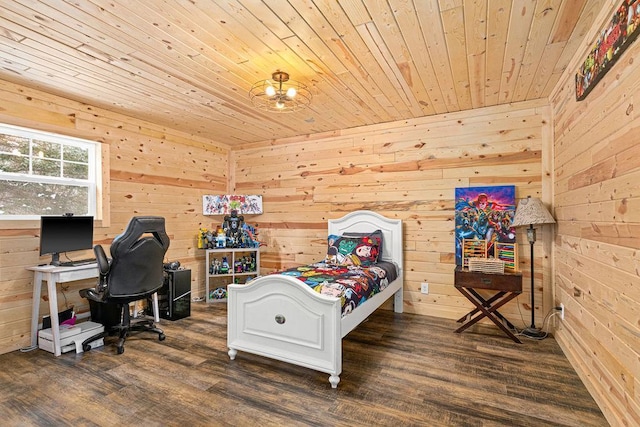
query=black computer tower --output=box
[156,269,191,320]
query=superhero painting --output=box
[454,185,516,266]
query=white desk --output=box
[28,264,159,356]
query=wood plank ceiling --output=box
[0,0,600,146]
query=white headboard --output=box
[328,210,403,273]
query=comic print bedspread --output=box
[274,261,399,317]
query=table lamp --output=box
[510,196,556,338]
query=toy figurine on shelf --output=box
[220,257,230,274]
[210,287,226,300]
[242,223,261,248]
[215,225,226,248]
[203,230,213,249]
[209,258,222,275]
[198,228,208,249]
[234,259,243,273]
[223,209,244,248]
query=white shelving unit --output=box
[205,247,260,302]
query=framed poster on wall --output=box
[454,185,517,266]
[202,195,263,215]
[576,0,640,100]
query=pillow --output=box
[325,230,382,266]
[341,229,384,260]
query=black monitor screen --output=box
[39,215,94,265]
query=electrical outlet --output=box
[560,303,565,320]
[420,282,429,294]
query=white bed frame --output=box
[227,210,403,388]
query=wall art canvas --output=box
[576,0,640,100]
[203,195,263,215]
[454,185,516,266]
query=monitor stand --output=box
[50,253,61,266]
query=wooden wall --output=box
[0,80,229,355]
[549,2,640,425]
[230,98,553,325]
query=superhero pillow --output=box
[325,230,382,266]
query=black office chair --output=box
[79,216,170,354]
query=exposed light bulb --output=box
[275,100,285,109]
[265,85,276,97]
[286,87,297,98]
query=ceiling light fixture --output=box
[249,71,312,113]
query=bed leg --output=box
[329,374,340,389]
[394,288,404,313]
[228,348,237,360]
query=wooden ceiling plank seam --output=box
[511,0,563,101]
[200,0,322,86]
[64,0,307,137]
[337,0,372,27]
[485,0,513,106]
[303,0,412,118]
[0,37,221,125]
[64,0,325,139]
[212,0,390,129]
[440,3,473,110]
[551,0,604,83]
[387,0,449,114]
[0,40,75,76]
[358,21,428,117]
[275,4,397,123]
[283,0,401,120]
[2,2,85,48]
[414,0,460,112]
[497,0,536,104]
[527,40,565,99]
[80,0,278,105]
[278,37,380,128]
[235,0,296,40]
[463,0,488,109]
[548,0,588,44]
[6,1,255,122]
[279,35,390,127]
[245,0,391,127]
[0,23,27,43]
[364,0,439,115]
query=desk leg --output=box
[44,272,62,357]
[30,272,44,348]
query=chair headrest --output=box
[110,216,170,257]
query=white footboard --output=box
[227,274,343,388]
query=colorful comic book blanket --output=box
[276,261,398,317]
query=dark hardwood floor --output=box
[0,303,608,426]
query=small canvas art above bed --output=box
[454,185,517,266]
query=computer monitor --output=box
[39,215,94,265]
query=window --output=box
[0,124,101,220]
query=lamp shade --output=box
[511,196,555,227]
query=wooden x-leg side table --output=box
[454,266,523,343]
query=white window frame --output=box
[0,123,101,220]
